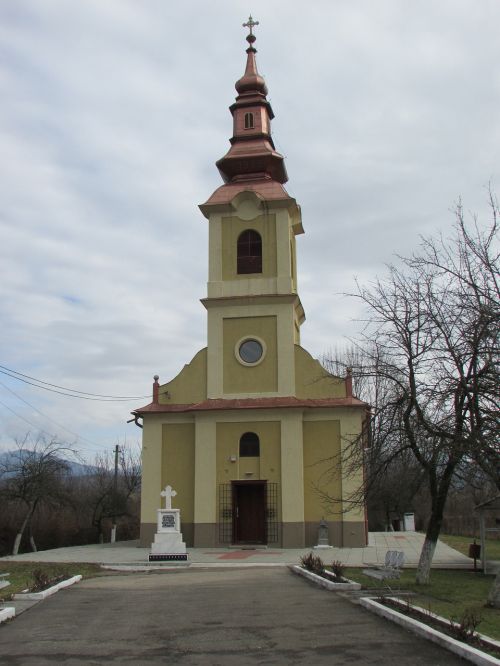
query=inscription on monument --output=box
[162,513,176,529]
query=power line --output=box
[0,398,108,457]
[0,398,59,441]
[0,380,103,449]
[0,365,151,401]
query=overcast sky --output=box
[1,0,499,460]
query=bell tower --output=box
[200,17,305,399]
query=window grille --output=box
[218,482,280,544]
[266,482,280,543]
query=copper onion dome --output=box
[215,16,288,185]
[235,32,268,96]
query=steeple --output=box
[215,16,288,185]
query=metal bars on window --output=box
[218,483,233,544]
[218,482,280,545]
[266,483,280,544]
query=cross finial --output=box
[160,484,177,510]
[243,15,259,38]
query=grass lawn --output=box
[0,561,104,598]
[440,533,500,560]
[346,567,500,640]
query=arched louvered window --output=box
[239,432,260,457]
[244,112,254,129]
[237,229,262,274]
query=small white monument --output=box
[149,484,188,562]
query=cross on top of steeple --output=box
[242,15,259,47]
[242,15,259,36]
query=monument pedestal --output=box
[313,519,333,550]
[149,508,188,562]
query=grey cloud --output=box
[1,0,498,457]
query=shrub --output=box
[450,607,482,643]
[330,560,344,580]
[300,552,324,575]
[30,569,64,593]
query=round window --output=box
[238,339,263,364]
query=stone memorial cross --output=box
[160,485,177,510]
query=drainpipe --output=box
[127,415,143,428]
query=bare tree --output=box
[0,433,76,555]
[336,195,498,584]
[83,444,141,543]
[323,345,425,529]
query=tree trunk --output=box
[12,502,35,555]
[415,484,449,584]
[416,534,437,584]
[488,572,500,608]
[29,508,38,553]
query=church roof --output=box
[202,179,291,207]
[133,395,368,415]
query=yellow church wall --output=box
[193,415,217,545]
[290,236,297,292]
[207,204,298,299]
[214,418,282,546]
[139,406,366,548]
[215,420,281,485]
[280,411,305,546]
[223,315,278,393]
[161,423,195,523]
[338,407,367,546]
[139,415,163,546]
[221,214,277,281]
[275,209,296,295]
[206,299,300,398]
[158,348,207,405]
[295,346,345,399]
[303,420,342,521]
[302,412,366,547]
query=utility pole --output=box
[111,444,119,543]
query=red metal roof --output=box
[133,395,367,416]
[202,180,292,207]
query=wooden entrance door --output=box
[232,481,266,544]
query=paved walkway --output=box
[2,531,472,569]
[0,567,466,664]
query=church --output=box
[134,19,368,549]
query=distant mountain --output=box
[0,450,95,477]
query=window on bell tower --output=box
[244,112,254,129]
[237,229,262,274]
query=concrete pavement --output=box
[0,567,466,664]
[2,531,472,569]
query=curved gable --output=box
[158,348,207,405]
[294,345,345,399]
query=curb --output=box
[359,597,500,666]
[291,565,362,591]
[13,575,82,601]
[0,607,15,624]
